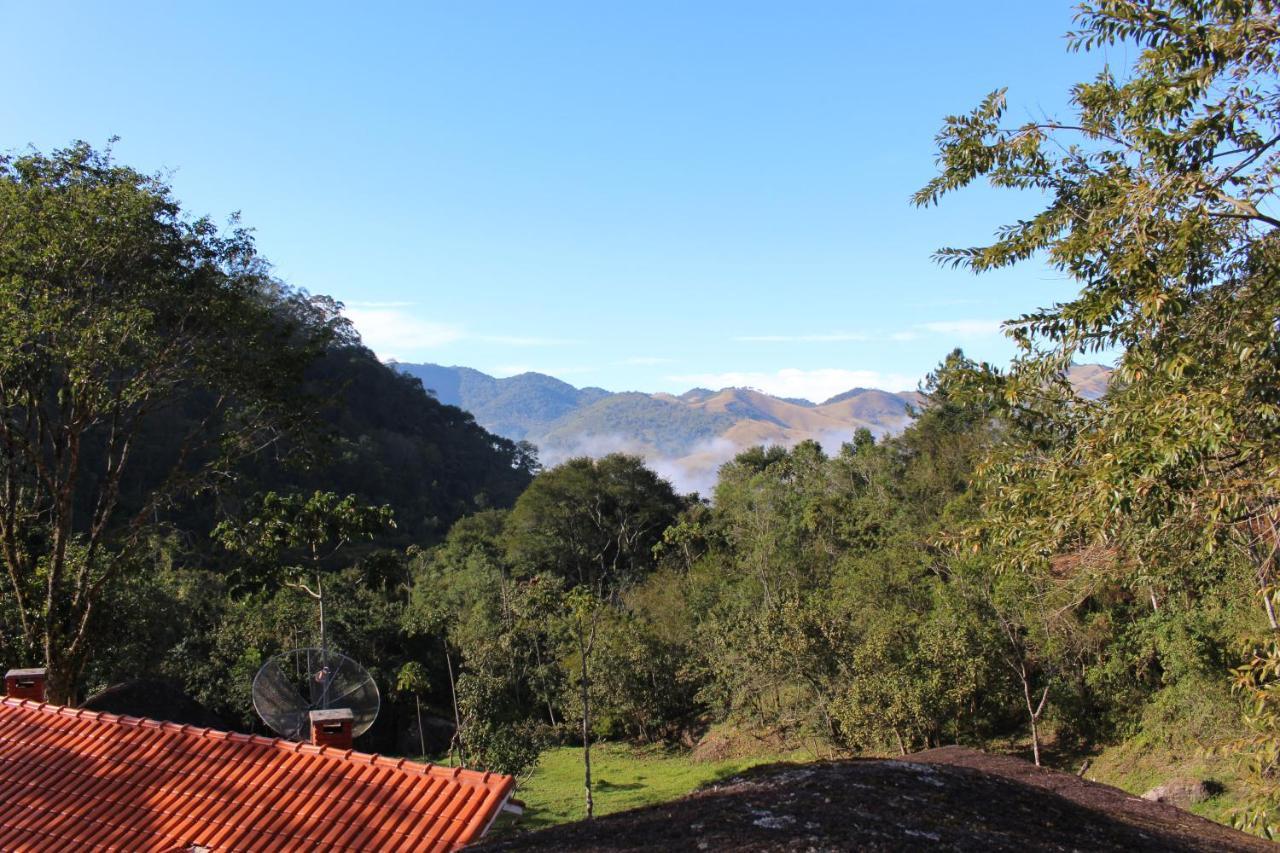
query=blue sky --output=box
[4,2,1118,401]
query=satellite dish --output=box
[252,648,380,741]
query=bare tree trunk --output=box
[415,693,426,759]
[1021,674,1050,767]
[893,727,907,756]
[579,625,594,820]
[444,639,463,764]
[534,638,558,726]
[316,571,330,707]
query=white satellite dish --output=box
[252,648,380,741]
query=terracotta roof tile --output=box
[0,697,514,851]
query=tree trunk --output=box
[1264,583,1280,632]
[316,571,331,708]
[580,630,594,820]
[444,639,463,764]
[1021,676,1049,767]
[43,653,79,706]
[415,694,426,759]
[533,637,558,726]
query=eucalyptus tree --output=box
[0,142,343,701]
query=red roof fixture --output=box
[3,667,46,702]
[310,707,354,751]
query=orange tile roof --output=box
[0,697,515,852]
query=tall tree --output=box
[212,490,395,658]
[916,0,1280,823]
[504,454,683,818]
[913,0,1280,576]
[0,142,341,701]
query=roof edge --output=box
[0,696,514,792]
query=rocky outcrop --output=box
[1142,778,1223,807]
[479,748,1266,852]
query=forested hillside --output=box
[0,143,535,722]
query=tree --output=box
[504,454,683,818]
[0,142,342,701]
[396,661,431,758]
[213,490,394,661]
[916,0,1280,817]
[914,1,1280,577]
[406,509,562,774]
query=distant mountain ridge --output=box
[394,363,923,492]
[393,362,1111,493]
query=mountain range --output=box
[393,362,1111,494]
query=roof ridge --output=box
[0,697,504,786]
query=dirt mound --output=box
[478,748,1270,852]
[690,727,791,763]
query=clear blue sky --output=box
[4,1,1118,401]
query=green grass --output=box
[1073,680,1261,834]
[504,742,786,832]
[1085,736,1248,829]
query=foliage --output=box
[915,0,1280,820]
[286,349,538,540]
[14,6,1280,836]
[1231,631,1280,836]
[0,142,537,706]
[0,141,342,700]
[212,490,395,591]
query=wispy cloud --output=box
[734,333,871,343]
[342,307,464,360]
[343,300,417,309]
[539,433,739,496]
[491,364,597,378]
[918,319,1005,337]
[491,364,531,376]
[736,320,1006,345]
[668,368,918,401]
[905,297,986,308]
[342,305,585,361]
[478,335,581,347]
[621,356,676,366]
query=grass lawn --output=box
[504,741,786,832]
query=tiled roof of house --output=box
[0,697,515,852]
